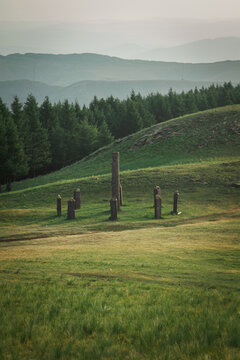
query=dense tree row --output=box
[1,82,240,190]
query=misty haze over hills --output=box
[0,79,224,107]
[1,19,240,60]
[1,17,240,107]
[1,53,240,86]
[0,53,239,106]
[128,38,240,62]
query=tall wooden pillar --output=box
[112,152,120,210]
[110,198,118,220]
[155,195,162,219]
[67,198,75,219]
[74,188,81,209]
[172,190,179,215]
[57,195,62,216]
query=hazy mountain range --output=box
[0,51,240,106]
[131,38,240,62]
[0,79,223,106]
[1,53,240,86]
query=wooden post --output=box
[155,194,162,219]
[67,198,75,219]
[57,195,62,216]
[172,190,179,215]
[154,186,161,207]
[74,188,81,209]
[110,198,118,220]
[112,152,120,210]
[120,184,123,206]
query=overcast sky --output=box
[1,0,240,22]
[1,0,240,56]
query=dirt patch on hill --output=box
[129,125,183,151]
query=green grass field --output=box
[0,105,239,359]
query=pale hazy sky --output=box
[1,0,240,56]
[1,0,240,22]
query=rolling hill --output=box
[0,106,239,360]
[0,104,239,241]
[0,104,239,200]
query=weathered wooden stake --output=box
[154,186,161,207]
[112,152,120,210]
[172,190,179,215]
[155,194,162,219]
[57,195,62,216]
[120,184,123,206]
[110,198,118,220]
[67,198,75,219]
[74,188,81,209]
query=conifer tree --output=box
[0,111,28,190]
[197,90,209,111]
[50,123,67,170]
[78,118,98,158]
[232,84,240,104]
[184,90,198,114]
[39,96,57,132]
[0,112,8,191]
[23,94,51,176]
[11,96,25,134]
[97,120,114,148]
[104,97,122,138]
[119,99,143,137]
[206,85,218,109]
[40,97,62,170]
[168,90,185,118]
[217,82,233,106]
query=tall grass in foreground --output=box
[0,106,239,358]
[0,220,239,359]
[0,281,239,359]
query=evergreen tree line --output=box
[1,82,240,190]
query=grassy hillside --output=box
[0,105,239,240]
[0,106,239,359]
[8,105,240,192]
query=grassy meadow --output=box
[0,105,240,359]
[0,220,239,359]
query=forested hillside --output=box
[0,82,239,190]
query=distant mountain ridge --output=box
[0,79,223,106]
[1,53,240,87]
[139,37,240,62]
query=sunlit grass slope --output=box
[0,159,239,240]
[0,105,239,240]
[9,104,240,192]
